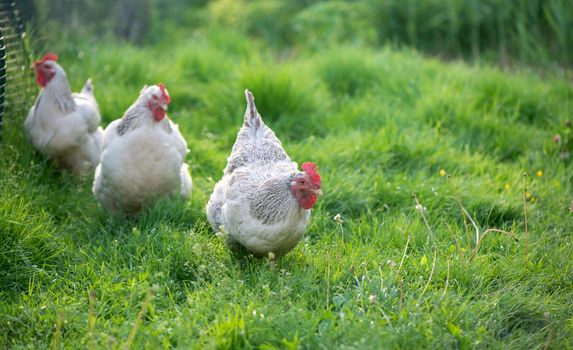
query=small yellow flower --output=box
[439,169,446,177]
[537,170,543,177]
[530,197,536,203]
[525,191,532,199]
[504,184,510,191]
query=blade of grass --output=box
[123,289,154,350]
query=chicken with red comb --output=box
[25,52,103,175]
[206,90,322,257]
[92,84,192,215]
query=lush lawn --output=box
[1,26,572,349]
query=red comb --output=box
[35,52,58,66]
[43,53,58,62]
[302,162,321,186]
[158,83,171,103]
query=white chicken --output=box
[25,53,103,175]
[92,83,192,215]
[207,90,322,257]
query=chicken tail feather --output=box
[244,89,262,131]
[81,78,94,95]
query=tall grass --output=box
[229,0,573,66]
[33,0,573,67]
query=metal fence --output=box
[0,28,5,128]
[0,1,34,135]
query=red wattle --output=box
[153,108,166,121]
[36,71,47,87]
[300,194,317,210]
[148,100,166,121]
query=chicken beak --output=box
[160,103,168,111]
[313,188,323,196]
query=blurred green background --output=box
[29,0,573,67]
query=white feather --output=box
[93,85,192,214]
[207,90,311,257]
[25,63,103,175]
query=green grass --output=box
[34,0,573,67]
[1,26,573,349]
